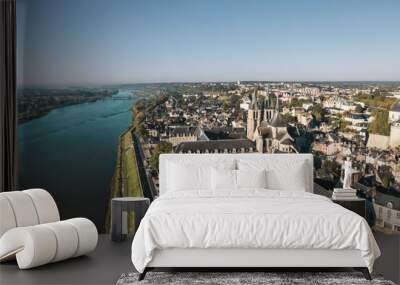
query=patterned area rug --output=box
[117,272,395,285]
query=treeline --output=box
[132,93,169,137]
[368,110,390,136]
[18,88,117,122]
[132,93,173,171]
[355,89,394,136]
[355,90,396,110]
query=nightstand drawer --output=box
[332,199,366,219]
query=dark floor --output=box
[0,235,134,285]
[1,232,399,285]
[373,231,400,285]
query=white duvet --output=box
[131,190,380,273]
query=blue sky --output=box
[17,0,400,86]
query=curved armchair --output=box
[0,189,98,269]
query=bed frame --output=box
[139,248,371,280]
[138,154,372,281]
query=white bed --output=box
[131,154,380,280]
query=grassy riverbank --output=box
[105,93,168,232]
[105,126,143,233]
[120,129,143,197]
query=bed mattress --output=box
[131,190,380,273]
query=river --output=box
[18,90,138,232]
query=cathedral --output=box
[247,89,298,153]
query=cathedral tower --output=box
[263,89,275,122]
[247,89,258,140]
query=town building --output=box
[367,107,400,149]
[374,191,400,233]
[390,122,400,148]
[162,126,203,146]
[323,96,357,112]
[175,139,255,154]
[312,141,340,156]
[389,101,400,123]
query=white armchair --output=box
[0,189,98,269]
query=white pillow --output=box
[167,160,236,192]
[237,159,309,192]
[236,169,267,189]
[168,162,211,191]
[265,162,308,191]
[211,168,236,190]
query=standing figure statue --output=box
[343,157,353,189]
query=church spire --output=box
[275,94,279,112]
[263,92,268,122]
[270,94,285,128]
[264,91,269,109]
[252,88,258,111]
[247,88,258,140]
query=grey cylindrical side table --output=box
[111,197,150,242]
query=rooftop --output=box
[167,126,198,136]
[270,113,286,127]
[374,191,400,210]
[203,128,246,140]
[175,139,255,153]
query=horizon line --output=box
[17,80,400,89]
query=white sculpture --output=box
[343,157,353,189]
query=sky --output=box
[17,0,400,87]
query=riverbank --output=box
[18,97,106,123]
[105,126,143,233]
[105,93,169,232]
[18,89,117,123]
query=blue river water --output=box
[18,90,138,231]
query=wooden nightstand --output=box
[332,197,366,219]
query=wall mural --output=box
[17,0,400,238]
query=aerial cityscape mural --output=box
[16,0,400,237]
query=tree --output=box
[355,105,364,113]
[149,142,173,171]
[310,105,325,124]
[368,110,390,136]
[313,154,322,169]
[338,120,351,132]
[289,98,302,108]
[289,98,310,108]
[378,165,392,189]
[281,113,297,124]
[355,91,396,110]
[135,123,148,138]
[229,94,241,109]
[321,160,339,176]
[135,111,145,122]
[134,99,146,111]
